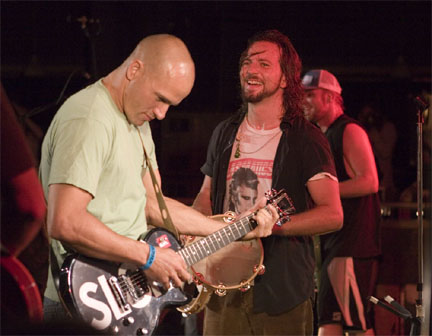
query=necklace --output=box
[234,127,281,158]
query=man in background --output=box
[302,69,381,336]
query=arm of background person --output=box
[1,83,46,256]
[47,183,190,288]
[339,123,379,198]
[192,175,213,216]
[5,168,46,256]
[272,177,343,237]
[144,170,277,240]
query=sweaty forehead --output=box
[246,41,281,59]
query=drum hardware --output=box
[215,285,227,297]
[254,264,266,275]
[178,284,212,315]
[193,273,204,285]
[239,280,251,292]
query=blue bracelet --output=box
[140,244,156,270]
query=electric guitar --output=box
[58,189,295,335]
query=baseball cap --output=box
[301,69,342,94]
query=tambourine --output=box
[177,212,265,314]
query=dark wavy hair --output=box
[238,29,304,122]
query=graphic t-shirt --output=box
[223,118,282,215]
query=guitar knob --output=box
[136,328,149,335]
[123,316,135,326]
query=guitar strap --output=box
[313,235,322,291]
[136,126,180,241]
[49,245,60,291]
[49,244,73,318]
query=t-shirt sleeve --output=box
[300,126,336,183]
[200,122,224,178]
[48,118,111,197]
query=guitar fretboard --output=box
[178,213,257,267]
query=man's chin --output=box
[129,118,147,127]
[242,92,264,104]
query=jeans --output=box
[204,288,313,335]
[43,297,101,334]
[43,297,71,323]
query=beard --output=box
[240,76,283,103]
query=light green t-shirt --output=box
[39,79,157,301]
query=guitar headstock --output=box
[265,189,296,226]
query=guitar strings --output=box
[181,212,259,265]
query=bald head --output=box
[126,34,195,91]
[104,34,195,126]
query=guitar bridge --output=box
[108,276,131,312]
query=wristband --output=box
[140,244,156,270]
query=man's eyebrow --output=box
[246,50,265,58]
[243,50,272,64]
[157,94,176,106]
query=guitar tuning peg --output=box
[265,188,277,200]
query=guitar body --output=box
[59,228,190,335]
[0,255,43,328]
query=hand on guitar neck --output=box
[239,195,279,241]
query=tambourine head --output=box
[255,264,266,275]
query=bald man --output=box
[40,34,278,322]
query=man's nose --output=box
[245,64,257,75]
[154,104,169,120]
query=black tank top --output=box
[321,114,381,258]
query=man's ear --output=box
[280,74,287,89]
[126,60,144,80]
[325,91,333,103]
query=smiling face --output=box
[239,41,286,104]
[303,88,329,123]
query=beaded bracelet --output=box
[140,244,156,270]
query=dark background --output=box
[2,0,431,200]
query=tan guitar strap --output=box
[136,126,180,241]
[313,235,322,291]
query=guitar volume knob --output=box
[123,316,135,326]
[136,327,149,335]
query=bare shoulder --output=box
[343,122,370,145]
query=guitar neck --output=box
[178,212,258,267]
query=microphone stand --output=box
[412,96,428,336]
[370,96,428,336]
[368,295,421,335]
